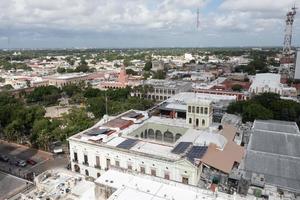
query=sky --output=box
[0,0,299,48]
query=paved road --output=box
[0,141,70,199]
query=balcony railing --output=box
[72,159,78,163]
[82,162,89,166]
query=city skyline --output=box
[0,0,299,48]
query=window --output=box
[175,133,182,141]
[202,119,205,126]
[189,118,192,124]
[95,156,100,168]
[74,164,80,173]
[164,172,170,180]
[151,169,156,176]
[85,169,89,176]
[200,107,203,114]
[84,154,88,165]
[182,177,189,184]
[148,129,155,139]
[196,107,199,113]
[128,163,132,170]
[73,152,78,162]
[188,106,191,112]
[155,130,162,141]
[192,106,195,113]
[196,118,199,127]
[106,158,111,169]
[204,107,208,114]
[97,173,101,178]
[140,166,145,174]
[115,160,120,167]
[163,131,174,143]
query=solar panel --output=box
[186,146,208,163]
[85,128,108,136]
[116,139,138,149]
[171,142,192,154]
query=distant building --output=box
[131,79,192,101]
[99,66,141,89]
[151,60,164,72]
[44,73,89,88]
[294,50,300,80]
[249,73,297,97]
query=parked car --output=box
[15,160,27,167]
[26,159,37,165]
[0,154,9,162]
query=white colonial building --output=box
[249,73,297,97]
[68,99,244,187]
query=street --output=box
[0,141,69,199]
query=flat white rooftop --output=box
[96,169,253,200]
[167,92,236,104]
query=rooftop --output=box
[144,79,191,89]
[45,72,89,80]
[249,73,282,90]
[21,170,95,200]
[96,169,253,200]
[69,109,244,171]
[243,120,300,192]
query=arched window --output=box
[141,132,144,138]
[148,129,155,139]
[175,133,182,141]
[202,119,205,126]
[74,165,80,173]
[155,130,162,141]
[85,169,89,176]
[164,131,174,143]
[196,118,199,127]
[144,129,148,139]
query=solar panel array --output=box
[116,139,138,149]
[186,146,208,163]
[171,142,192,154]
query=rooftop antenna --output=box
[283,5,297,56]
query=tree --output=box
[4,120,23,142]
[242,103,273,122]
[126,69,138,76]
[144,61,152,71]
[61,108,94,138]
[87,97,106,118]
[231,84,243,92]
[57,67,66,73]
[2,84,13,90]
[26,86,61,106]
[62,84,82,97]
[227,92,300,125]
[123,59,131,67]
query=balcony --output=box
[94,165,101,170]
[82,162,89,166]
[72,159,78,163]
